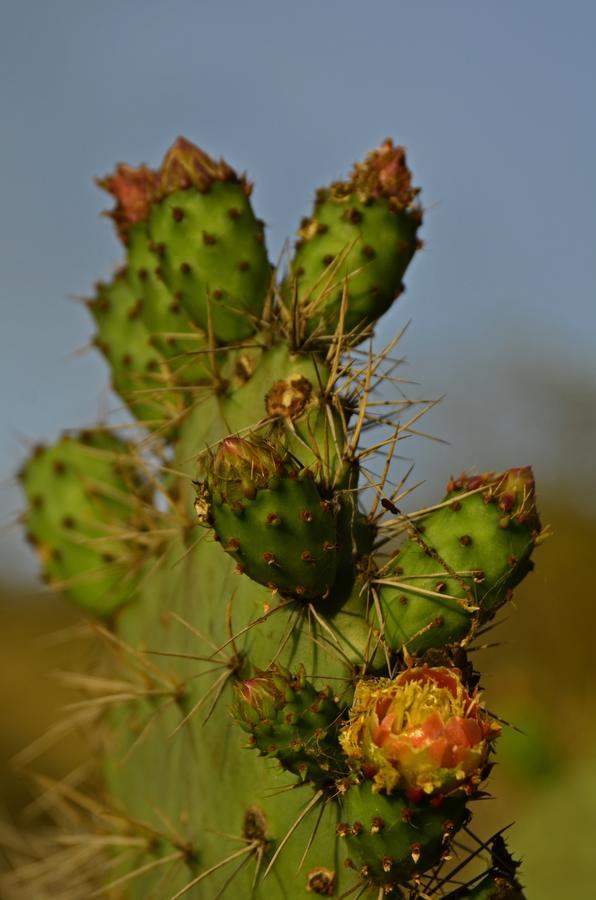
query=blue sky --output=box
[2,0,595,578]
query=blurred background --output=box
[1,1,595,896]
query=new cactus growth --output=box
[143,137,271,342]
[13,135,545,899]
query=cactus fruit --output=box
[13,136,543,899]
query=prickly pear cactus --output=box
[16,137,546,898]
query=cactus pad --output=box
[196,436,339,599]
[289,139,422,339]
[378,468,542,655]
[20,430,152,614]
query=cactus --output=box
[14,136,546,899]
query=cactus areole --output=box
[17,135,543,898]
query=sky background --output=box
[2,0,595,580]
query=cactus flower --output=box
[340,667,499,797]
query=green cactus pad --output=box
[338,781,467,886]
[88,270,187,428]
[125,224,214,387]
[149,182,270,343]
[145,139,270,344]
[199,445,339,600]
[289,139,422,339]
[378,469,542,655]
[232,665,348,786]
[99,138,271,345]
[20,431,150,615]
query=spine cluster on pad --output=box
[13,135,545,899]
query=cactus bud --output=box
[492,466,540,529]
[209,436,285,501]
[232,666,346,786]
[337,139,419,209]
[234,670,289,726]
[340,667,498,797]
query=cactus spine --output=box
[15,136,545,899]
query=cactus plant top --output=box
[11,135,546,900]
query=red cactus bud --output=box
[333,138,420,210]
[97,163,160,241]
[340,667,499,796]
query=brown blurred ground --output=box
[0,590,91,819]
[0,494,594,897]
